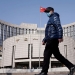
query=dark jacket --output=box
[43,12,63,43]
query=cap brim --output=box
[44,10,50,13]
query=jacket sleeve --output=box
[42,24,49,43]
[53,15,63,39]
[42,37,47,43]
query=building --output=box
[0,20,75,69]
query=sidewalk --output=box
[0,72,74,75]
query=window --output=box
[67,27,70,36]
[64,27,67,33]
[62,28,64,36]
[0,24,2,40]
[0,39,3,45]
[74,25,75,31]
[0,24,3,35]
[41,30,45,34]
[67,27,70,33]
[65,33,67,36]
[7,26,10,37]
[10,27,13,37]
[24,29,26,34]
[71,31,73,37]
[4,25,7,36]
[22,28,24,34]
[31,44,33,58]
[0,24,1,34]
[26,29,27,34]
[32,29,34,34]
[20,28,24,35]
[0,24,3,30]
[63,33,64,36]
[17,28,20,35]
[4,24,7,40]
[0,24,1,28]
[28,44,30,58]
[70,26,74,37]
[73,25,75,36]
[13,27,17,36]
[71,26,73,32]
[68,32,70,36]
[29,29,31,34]
[37,30,40,34]
[7,26,10,32]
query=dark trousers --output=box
[41,39,74,73]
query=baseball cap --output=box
[44,7,54,13]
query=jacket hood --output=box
[54,12,59,17]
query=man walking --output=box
[35,7,75,75]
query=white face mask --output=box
[46,12,51,17]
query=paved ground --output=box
[0,72,75,75]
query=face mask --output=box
[46,12,51,17]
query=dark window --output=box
[13,27,17,36]
[26,29,27,34]
[29,29,30,34]
[17,28,20,35]
[28,44,30,58]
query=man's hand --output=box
[58,38,63,43]
[42,41,46,45]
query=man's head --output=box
[44,7,54,17]
[45,7,54,13]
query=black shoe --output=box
[68,66,75,75]
[35,72,47,75]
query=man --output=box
[35,7,75,75]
